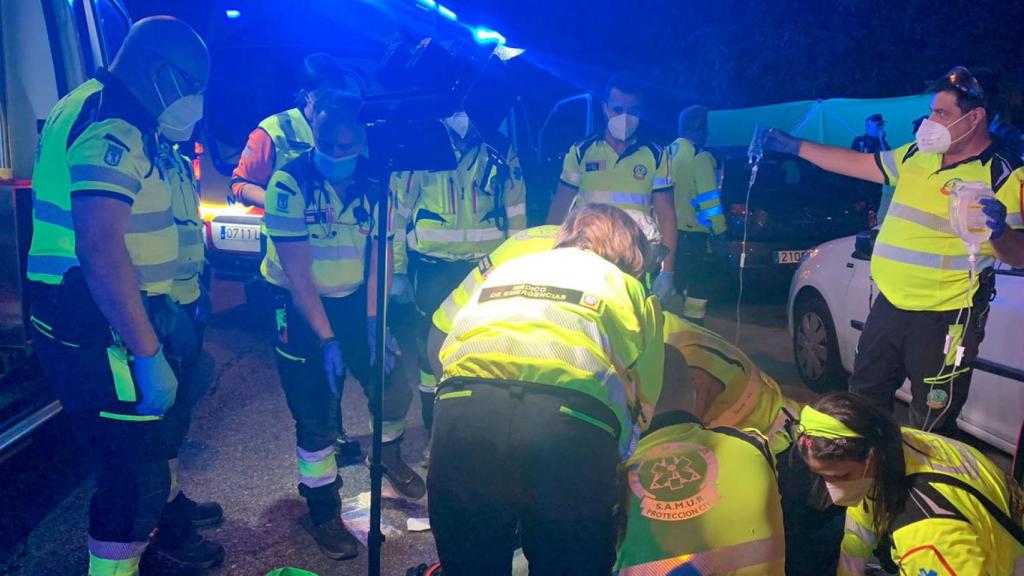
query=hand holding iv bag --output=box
[948,180,995,252]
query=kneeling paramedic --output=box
[798,393,1024,575]
[429,204,664,576]
[260,89,419,561]
[615,344,786,575]
[26,17,223,575]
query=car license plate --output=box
[773,250,807,264]
[220,225,260,241]
[211,223,261,254]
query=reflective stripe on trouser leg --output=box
[419,369,437,393]
[683,297,707,321]
[297,446,338,489]
[166,457,180,502]
[369,418,407,443]
[88,538,148,576]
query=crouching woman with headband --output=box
[796,393,1024,576]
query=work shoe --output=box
[375,439,426,501]
[145,526,224,572]
[311,517,361,560]
[164,492,224,528]
[335,431,362,463]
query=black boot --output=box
[163,492,224,528]
[335,429,362,463]
[310,517,361,560]
[144,516,224,573]
[375,438,426,500]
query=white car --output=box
[788,229,1024,454]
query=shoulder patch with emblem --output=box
[478,255,494,277]
[104,143,124,167]
[277,193,290,212]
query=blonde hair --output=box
[555,204,650,277]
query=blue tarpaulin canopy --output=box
[708,94,933,149]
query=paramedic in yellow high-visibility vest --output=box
[798,393,1024,576]
[546,76,678,302]
[766,66,1024,436]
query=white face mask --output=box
[607,113,639,142]
[916,113,976,154]
[158,94,204,142]
[445,112,470,139]
[825,476,873,507]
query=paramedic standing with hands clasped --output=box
[765,66,1024,435]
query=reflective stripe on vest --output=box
[579,190,651,210]
[887,202,955,235]
[618,535,784,575]
[874,242,995,271]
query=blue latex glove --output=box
[763,129,802,156]
[979,197,1008,240]
[367,316,397,374]
[322,339,345,399]
[133,346,179,416]
[651,270,676,301]
[390,273,415,305]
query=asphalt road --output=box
[0,276,1010,575]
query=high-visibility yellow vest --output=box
[838,428,1024,576]
[615,417,785,575]
[431,225,560,335]
[261,152,375,297]
[873,143,1024,311]
[440,247,664,454]
[394,141,527,268]
[28,71,178,295]
[668,137,726,234]
[169,146,205,306]
[560,135,673,242]
[258,108,314,171]
[662,312,799,454]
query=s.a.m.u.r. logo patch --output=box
[104,143,124,167]
[633,164,648,180]
[277,193,290,212]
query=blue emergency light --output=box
[224,9,241,19]
[437,4,457,20]
[473,27,506,45]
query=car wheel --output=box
[793,293,847,393]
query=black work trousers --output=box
[410,256,478,429]
[848,288,989,436]
[674,231,720,320]
[30,275,200,551]
[428,379,620,576]
[271,285,412,521]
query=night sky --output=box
[126,0,1024,122]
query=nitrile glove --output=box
[322,338,345,398]
[763,129,802,156]
[390,273,415,305]
[652,270,676,301]
[133,346,179,416]
[979,197,1008,240]
[367,316,397,374]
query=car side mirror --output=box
[852,229,878,261]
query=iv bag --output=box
[948,180,994,246]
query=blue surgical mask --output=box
[314,149,358,182]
